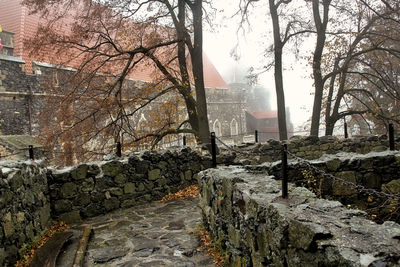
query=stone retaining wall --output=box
[230,135,399,165]
[47,148,210,223]
[0,148,210,266]
[262,151,400,215]
[0,161,51,266]
[198,166,400,266]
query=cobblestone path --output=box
[56,197,216,267]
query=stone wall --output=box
[198,166,400,267]
[259,150,400,222]
[0,55,41,135]
[0,148,210,265]
[0,161,51,266]
[230,135,399,165]
[47,148,210,223]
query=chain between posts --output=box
[283,148,400,201]
[213,134,399,201]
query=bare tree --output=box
[23,0,212,163]
[240,0,311,140]
[309,0,332,136]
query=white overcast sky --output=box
[203,1,315,131]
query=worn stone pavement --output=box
[56,197,216,267]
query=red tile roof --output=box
[246,110,277,119]
[0,0,229,91]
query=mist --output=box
[203,1,315,134]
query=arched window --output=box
[352,124,360,136]
[230,118,238,136]
[213,119,222,136]
[138,113,147,130]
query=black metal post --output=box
[255,130,258,143]
[211,132,217,168]
[29,145,34,160]
[116,142,122,157]
[344,119,348,139]
[183,136,186,146]
[281,144,288,199]
[389,123,395,151]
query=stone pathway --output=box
[56,197,216,267]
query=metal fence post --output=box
[29,145,34,160]
[389,123,395,151]
[255,130,258,143]
[183,136,186,146]
[211,132,217,168]
[344,118,348,139]
[281,144,288,199]
[116,142,122,157]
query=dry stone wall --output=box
[0,161,51,266]
[0,148,210,266]
[198,166,400,267]
[261,151,400,217]
[47,148,210,223]
[230,135,399,165]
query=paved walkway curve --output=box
[56,197,216,267]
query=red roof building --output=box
[0,0,228,92]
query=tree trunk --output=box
[176,0,199,135]
[191,0,210,144]
[310,0,331,137]
[269,0,287,141]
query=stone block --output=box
[114,173,127,184]
[137,183,145,192]
[184,170,192,181]
[109,187,123,196]
[364,173,381,189]
[157,177,167,187]
[148,169,161,181]
[81,178,94,192]
[228,225,241,249]
[54,199,72,213]
[145,181,154,190]
[40,204,51,227]
[288,220,331,250]
[3,221,14,238]
[124,183,136,194]
[102,161,123,177]
[382,179,400,194]
[60,182,78,198]
[82,203,103,218]
[73,193,91,206]
[372,146,387,152]
[9,171,23,190]
[104,197,120,211]
[58,210,81,224]
[326,159,341,171]
[71,164,88,180]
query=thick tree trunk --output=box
[310,0,331,137]
[191,0,210,144]
[269,0,287,141]
[325,121,335,136]
[176,0,199,135]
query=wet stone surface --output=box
[56,197,215,267]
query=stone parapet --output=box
[198,166,400,266]
[228,135,399,165]
[0,161,51,266]
[47,148,211,223]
